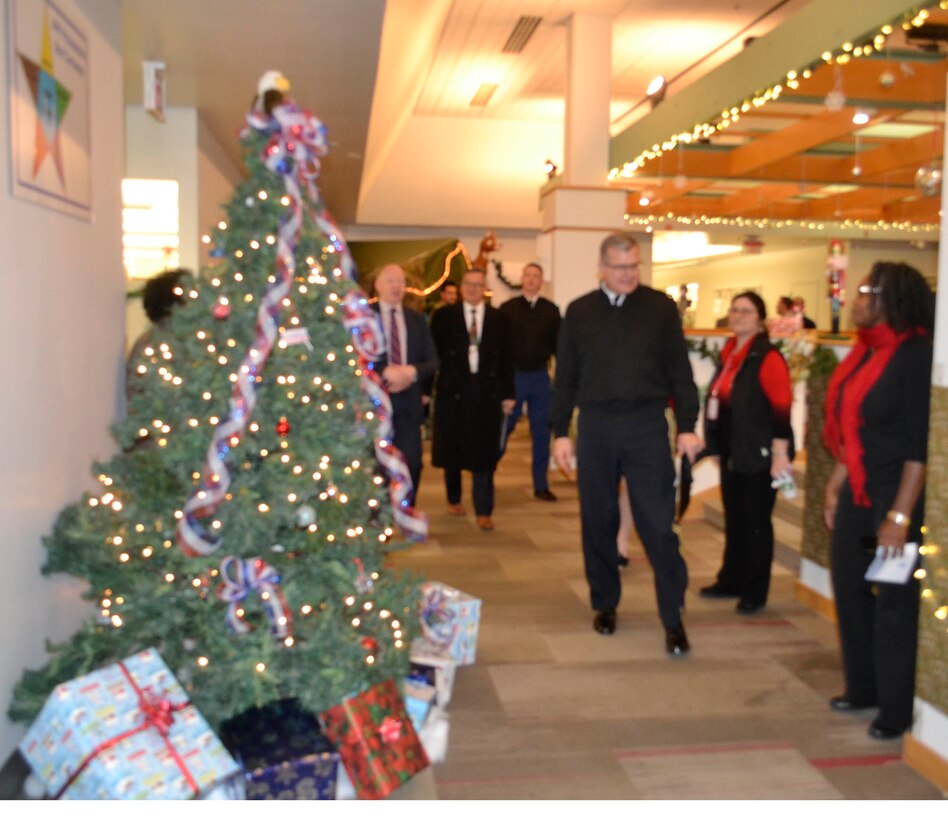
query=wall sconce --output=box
[852,109,871,125]
[638,191,653,207]
[544,158,558,179]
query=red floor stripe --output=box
[810,754,902,769]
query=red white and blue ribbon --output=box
[419,585,458,648]
[176,93,426,556]
[176,100,321,557]
[340,293,428,540]
[217,556,292,638]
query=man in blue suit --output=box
[373,264,439,505]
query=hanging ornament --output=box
[294,504,316,528]
[914,162,942,197]
[353,558,374,594]
[824,89,846,111]
[275,416,291,436]
[212,299,231,320]
[361,636,378,653]
[245,196,256,207]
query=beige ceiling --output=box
[123,0,937,233]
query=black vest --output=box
[704,333,794,474]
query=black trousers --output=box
[576,408,687,628]
[392,411,422,506]
[830,483,920,730]
[716,464,776,606]
[444,468,494,516]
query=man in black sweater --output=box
[551,233,700,655]
[499,263,561,501]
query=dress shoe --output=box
[593,609,616,635]
[736,600,764,615]
[617,554,630,568]
[534,489,558,502]
[447,503,466,516]
[829,695,877,712]
[476,516,494,531]
[699,584,739,599]
[665,624,690,656]
[868,719,907,740]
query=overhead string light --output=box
[608,6,938,196]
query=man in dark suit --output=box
[431,267,515,531]
[499,262,561,501]
[551,233,700,655]
[793,296,817,329]
[373,264,439,505]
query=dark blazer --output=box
[373,303,439,426]
[430,301,515,471]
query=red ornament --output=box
[275,417,291,437]
[212,299,231,320]
[361,636,378,653]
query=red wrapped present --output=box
[319,678,428,799]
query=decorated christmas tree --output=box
[10,72,426,730]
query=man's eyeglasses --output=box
[857,284,882,295]
[602,263,639,271]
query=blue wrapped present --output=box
[219,699,339,800]
[19,648,240,799]
[410,639,457,706]
[402,681,436,733]
[418,581,481,666]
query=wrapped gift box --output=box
[409,639,457,706]
[402,680,436,733]
[418,581,481,666]
[319,678,428,800]
[19,648,240,800]
[219,699,339,800]
[418,705,450,765]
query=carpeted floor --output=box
[389,426,944,800]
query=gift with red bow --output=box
[19,648,239,799]
[318,678,428,799]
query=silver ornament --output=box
[295,504,317,527]
[824,90,846,111]
[914,163,942,197]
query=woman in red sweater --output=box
[700,291,794,614]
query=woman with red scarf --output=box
[822,261,934,741]
[700,292,794,614]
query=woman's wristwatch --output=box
[886,510,909,528]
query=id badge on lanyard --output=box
[706,391,719,421]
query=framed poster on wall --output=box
[7,0,91,220]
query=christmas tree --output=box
[10,73,426,730]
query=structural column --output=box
[540,13,647,311]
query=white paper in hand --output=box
[864,542,919,584]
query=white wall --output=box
[125,106,243,350]
[652,236,938,331]
[0,0,124,760]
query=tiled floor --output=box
[390,428,944,800]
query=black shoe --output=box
[699,584,739,599]
[534,489,558,501]
[868,719,907,740]
[593,609,616,635]
[617,554,630,568]
[665,623,690,656]
[736,600,764,615]
[829,695,877,713]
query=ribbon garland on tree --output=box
[217,557,292,638]
[176,88,427,562]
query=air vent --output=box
[470,83,499,107]
[502,16,542,53]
